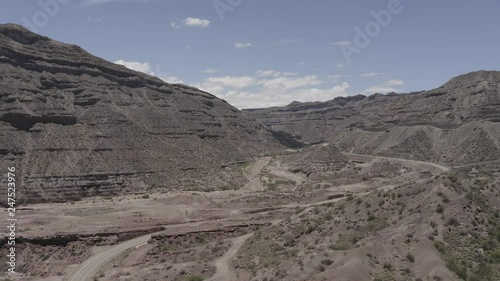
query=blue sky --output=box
[2,0,499,108]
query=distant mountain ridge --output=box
[244,70,500,165]
[0,23,282,203]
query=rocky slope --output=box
[285,144,349,176]
[244,71,500,165]
[234,174,500,281]
[0,24,281,204]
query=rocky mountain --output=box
[244,71,500,165]
[0,24,281,204]
[285,144,349,176]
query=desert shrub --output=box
[330,241,350,251]
[445,258,467,280]
[195,235,206,244]
[188,276,204,281]
[336,203,346,211]
[321,259,334,266]
[141,194,150,199]
[406,253,415,263]
[488,249,500,263]
[40,253,51,261]
[305,223,318,234]
[433,240,446,253]
[446,218,459,226]
[436,204,445,214]
[469,262,493,281]
[383,262,393,271]
[465,189,487,207]
[448,175,459,183]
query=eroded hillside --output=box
[244,71,500,166]
[0,24,281,203]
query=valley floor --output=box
[5,147,500,281]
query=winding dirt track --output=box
[242,157,271,191]
[343,153,450,172]
[67,235,152,281]
[207,233,254,281]
[267,160,305,185]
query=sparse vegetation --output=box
[436,204,445,214]
[383,262,393,271]
[446,218,459,227]
[406,252,415,263]
[187,276,204,281]
[195,235,206,244]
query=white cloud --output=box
[114,60,153,74]
[202,69,220,74]
[184,17,210,27]
[159,76,184,84]
[365,80,404,94]
[194,76,256,96]
[86,16,102,23]
[329,74,342,81]
[170,17,210,29]
[222,82,350,109]
[114,60,183,84]
[255,70,298,78]
[206,76,256,88]
[331,41,353,46]
[387,79,404,86]
[360,72,384,77]
[194,71,349,109]
[257,75,322,91]
[170,22,181,29]
[256,70,281,77]
[273,38,302,46]
[336,63,345,69]
[234,42,253,48]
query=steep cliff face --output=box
[243,94,401,144]
[245,71,500,165]
[0,24,281,203]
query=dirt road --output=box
[242,157,271,191]
[207,233,254,281]
[67,234,152,281]
[267,159,306,185]
[344,153,450,172]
